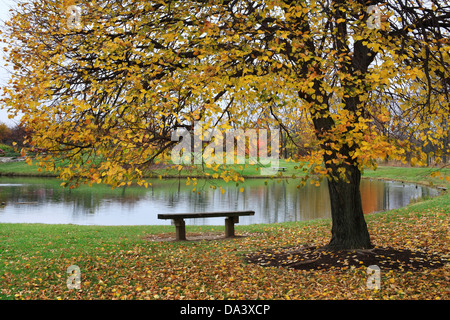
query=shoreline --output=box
[1,160,449,190]
[0,168,448,188]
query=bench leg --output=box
[225,216,238,238]
[174,218,186,241]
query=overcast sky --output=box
[0,0,20,126]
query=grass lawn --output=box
[0,157,304,178]
[0,165,449,300]
[2,156,449,181]
[0,161,51,176]
[363,166,450,188]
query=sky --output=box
[0,0,19,127]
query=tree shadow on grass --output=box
[245,245,449,271]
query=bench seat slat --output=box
[158,210,254,220]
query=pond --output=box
[0,177,440,226]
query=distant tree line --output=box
[0,122,28,147]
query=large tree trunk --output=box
[304,91,373,250]
[326,163,372,250]
[297,8,375,249]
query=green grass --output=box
[0,157,306,178]
[5,157,448,184]
[0,161,55,176]
[363,166,450,189]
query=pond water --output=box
[0,177,439,226]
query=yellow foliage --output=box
[1,0,448,188]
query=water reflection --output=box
[0,177,439,226]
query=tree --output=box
[1,0,449,249]
[0,122,11,142]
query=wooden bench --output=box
[157,211,255,241]
[273,167,287,172]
